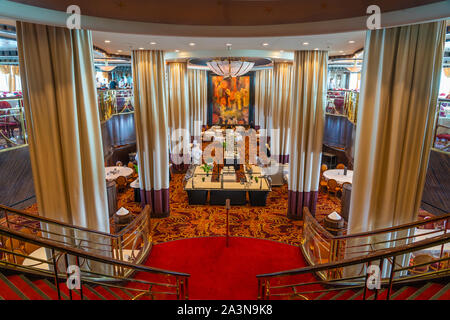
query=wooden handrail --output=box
[257,232,450,278]
[0,224,190,278]
[304,207,449,240]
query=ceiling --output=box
[7,0,444,26]
[1,0,449,37]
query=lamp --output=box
[98,60,116,72]
[346,60,361,73]
[206,58,254,78]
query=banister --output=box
[303,207,449,240]
[0,225,190,278]
[0,204,114,237]
[257,232,450,278]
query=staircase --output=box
[294,281,450,300]
[0,271,135,300]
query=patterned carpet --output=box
[13,173,434,246]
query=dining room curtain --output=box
[254,69,273,130]
[16,22,111,268]
[287,51,328,219]
[271,63,293,164]
[188,68,207,139]
[0,65,20,92]
[348,21,446,234]
[168,62,190,169]
[132,50,170,217]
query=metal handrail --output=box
[0,225,190,300]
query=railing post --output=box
[184,277,189,300]
[386,256,396,300]
[64,253,72,300]
[51,248,61,300]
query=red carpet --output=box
[142,236,310,300]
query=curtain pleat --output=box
[271,63,293,163]
[16,22,111,270]
[254,69,273,130]
[287,51,328,219]
[348,21,446,234]
[132,50,170,217]
[188,68,207,138]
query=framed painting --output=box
[207,72,254,126]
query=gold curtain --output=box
[444,67,450,78]
[132,50,170,217]
[271,63,293,164]
[348,21,446,234]
[0,65,20,92]
[188,68,207,139]
[288,51,328,219]
[168,62,190,168]
[16,22,111,267]
[254,69,273,130]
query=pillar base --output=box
[287,190,318,220]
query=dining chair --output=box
[336,163,345,169]
[327,179,339,197]
[116,175,128,193]
[320,177,328,193]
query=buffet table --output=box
[184,165,271,206]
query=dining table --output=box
[105,166,133,182]
[323,169,353,185]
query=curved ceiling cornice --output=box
[1,0,449,37]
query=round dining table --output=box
[105,166,133,181]
[323,169,353,185]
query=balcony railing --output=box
[0,204,152,278]
[326,89,359,124]
[0,96,26,151]
[433,98,450,153]
[97,89,134,122]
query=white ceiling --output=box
[92,30,366,57]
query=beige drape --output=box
[168,62,190,167]
[288,51,328,219]
[17,22,109,233]
[132,50,170,217]
[271,63,293,163]
[254,69,273,130]
[348,21,446,234]
[188,69,207,138]
[17,23,111,272]
[0,65,20,92]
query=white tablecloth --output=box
[105,166,133,181]
[323,169,353,185]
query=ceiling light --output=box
[262,43,269,46]
[150,42,156,45]
[280,50,284,53]
[226,43,232,46]
[117,50,122,53]
[104,40,111,43]
[189,42,196,46]
[207,58,254,78]
[347,60,361,73]
[98,60,116,72]
[339,50,344,53]
[139,47,144,50]
[303,42,309,45]
[175,50,180,53]
[314,48,319,50]
[348,40,355,44]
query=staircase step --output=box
[391,286,417,300]
[7,275,49,300]
[0,272,30,300]
[92,285,125,300]
[58,281,84,300]
[315,289,343,300]
[111,287,135,300]
[34,279,69,300]
[408,283,443,300]
[78,284,109,300]
[348,289,364,300]
[334,289,359,300]
[367,289,386,300]
[430,283,450,300]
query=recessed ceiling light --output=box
[139,47,144,50]
[303,42,309,45]
[117,50,122,53]
[226,43,232,46]
[104,40,111,43]
[175,50,180,52]
[262,43,269,46]
[150,42,156,45]
[189,42,196,46]
[314,48,319,50]
[280,50,284,53]
[348,40,355,44]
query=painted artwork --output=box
[211,76,250,125]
